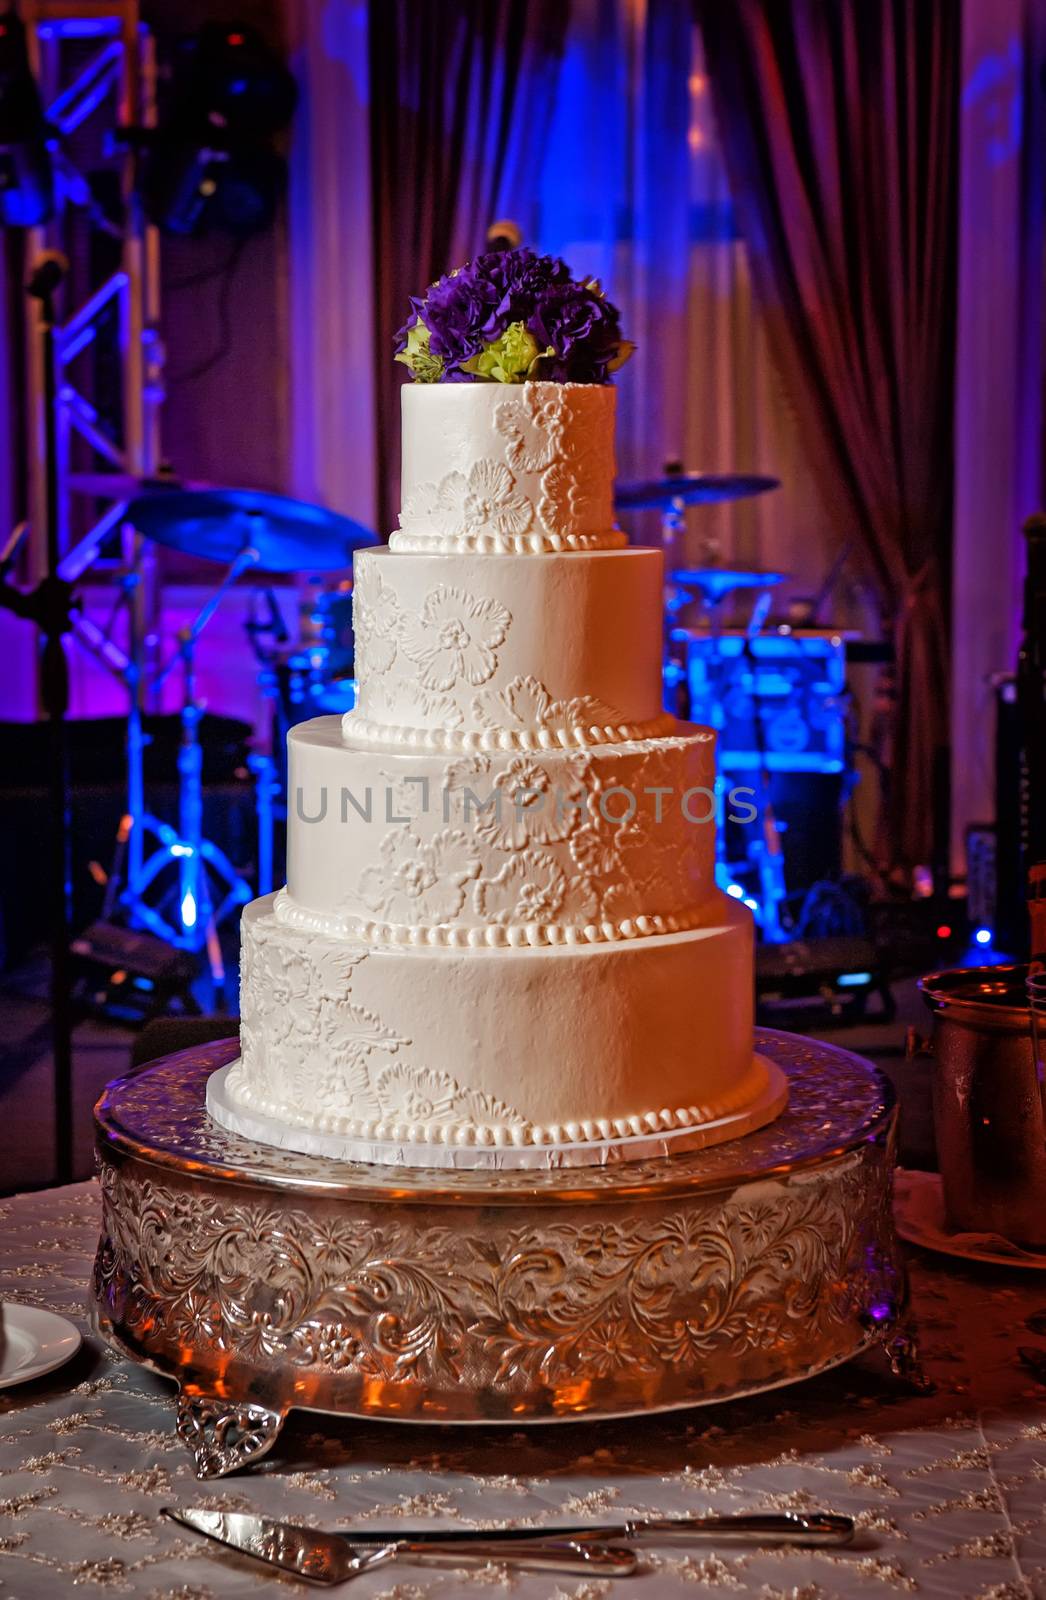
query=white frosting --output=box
[209,1057,788,1170]
[348,545,668,749]
[394,381,623,554]
[229,377,777,1162]
[227,893,762,1150]
[287,715,718,940]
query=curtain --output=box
[696,0,960,875]
[288,0,378,530]
[950,0,1046,872]
[531,0,843,603]
[368,0,568,533]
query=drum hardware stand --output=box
[741,599,790,944]
[0,254,77,1181]
[137,548,260,955]
[658,470,692,718]
[244,582,294,762]
[247,752,280,898]
[71,550,258,966]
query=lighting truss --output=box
[20,0,162,654]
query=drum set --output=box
[69,485,375,963]
[64,461,832,968]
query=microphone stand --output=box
[0,254,76,1183]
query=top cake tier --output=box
[392,381,627,555]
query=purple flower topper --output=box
[394,247,635,385]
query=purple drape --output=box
[368,0,567,534]
[695,0,959,875]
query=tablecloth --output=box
[1,1181,1045,1599]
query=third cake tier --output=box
[285,715,721,946]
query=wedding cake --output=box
[209,250,786,1166]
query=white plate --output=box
[0,1303,82,1389]
[894,1169,1046,1271]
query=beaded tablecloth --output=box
[1,1183,1046,1600]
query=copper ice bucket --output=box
[917,964,1046,1250]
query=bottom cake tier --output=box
[219,892,786,1167]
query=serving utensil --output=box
[162,1508,637,1584]
[320,1510,856,1549]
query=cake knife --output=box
[320,1510,855,1547]
[162,1508,638,1583]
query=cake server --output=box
[161,1508,638,1584]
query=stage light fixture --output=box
[141,21,297,238]
[0,10,54,227]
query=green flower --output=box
[460,320,551,384]
[394,318,444,382]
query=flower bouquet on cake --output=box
[395,247,635,385]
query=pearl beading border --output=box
[272,887,722,949]
[222,1055,773,1149]
[388,526,628,555]
[340,709,682,753]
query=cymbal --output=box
[125,489,377,572]
[671,567,788,605]
[614,472,780,510]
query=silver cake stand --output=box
[90,1032,914,1479]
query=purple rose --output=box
[417,269,502,370]
[528,284,621,380]
[481,248,572,333]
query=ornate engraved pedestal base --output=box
[90,1033,906,1479]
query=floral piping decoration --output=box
[473,849,569,926]
[371,1064,526,1131]
[398,585,511,691]
[493,383,600,539]
[402,459,533,541]
[351,565,400,679]
[471,673,624,740]
[358,827,481,924]
[239,918,411,1113]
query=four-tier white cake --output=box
[210,379,787,1166]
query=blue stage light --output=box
[837,971,872,988]
[743,896,759,912]
[726,883,744,899]
[974,927,993,947]
[180,890,198,930]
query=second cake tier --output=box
[348,544,672,751]
[286,714,720,945]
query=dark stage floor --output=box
[0,951,932,1197]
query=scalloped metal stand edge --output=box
[89,1032,922,1479]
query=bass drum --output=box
[277,651,357,734]
[299,582,354,679]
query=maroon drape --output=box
[695,0,959,874]
[368,0,567,535]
